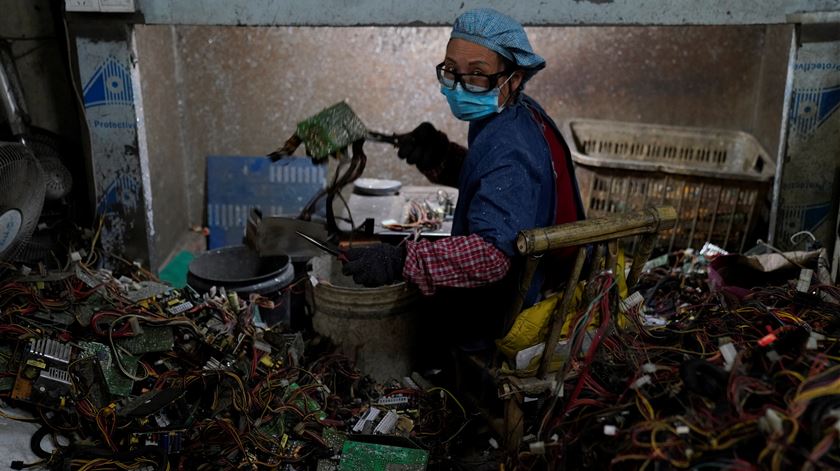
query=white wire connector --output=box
[70,251,82,262]
[760,408,784,435]
[529,441,546,454]
[796,268,814,293]
[642,362,658,374]
[620,291,645,313]
[128,317,143,335]
[699,242,729,258]
[373,410,398,435]
[719,342,737,372]
[603,425,617,436]
[377,395,410,407]
[352,407,380,433]
[643,254,669,272]
[676,425,690,435]
[807,331,826,350]
[402,376,420,390]
[631,375,651,389]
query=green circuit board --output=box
[79,341,137,397]
[339,440,427,471]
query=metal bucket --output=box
[310,255,420,382]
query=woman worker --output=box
[342,8,585,346]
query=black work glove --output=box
[397,122,450,172]
[341,244,406,288]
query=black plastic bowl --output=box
[187,245,294,296]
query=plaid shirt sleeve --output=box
[402,234,511,296]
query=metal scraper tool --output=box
[268,101,401,161]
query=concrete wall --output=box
[136,0,840,26]
[529,25,792,157]
[753,25,795,158]
[134,24,791,262]
[134,26,192,269]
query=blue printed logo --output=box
[82,56,134,109]
[789,85,840,136]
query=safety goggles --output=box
[435,62,512,93]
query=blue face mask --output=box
[440,74,514,121]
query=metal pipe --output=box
[0,44,28,136]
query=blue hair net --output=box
[450,8,546,82]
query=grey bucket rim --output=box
[188,245,292,284]
[187,245,294,295]
[313,279,415,293]
[312,280,420,320]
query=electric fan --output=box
[24,133,73,200]
[0,142,46,262]
[0,42,72,265]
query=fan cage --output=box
[0,142,45,261]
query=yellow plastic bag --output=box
[497,247,630,369]
[616,248,631,330]
[496,295,559,359]
[617,248,628,299]
[496,284,585,360]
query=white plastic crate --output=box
[564,119,774,253]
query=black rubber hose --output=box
[29,426,53,459]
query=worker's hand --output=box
[397,122,450,172]
[341,244,406,287]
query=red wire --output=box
[89,311,135,337]
[565,276,614,414]
[250,347,259,378]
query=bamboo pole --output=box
[537,247,587,378]
[504,392,524,454]
[504,255,541,333]
[516,206,677,256]
[628,233,657,288]
[606,239,619,275]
